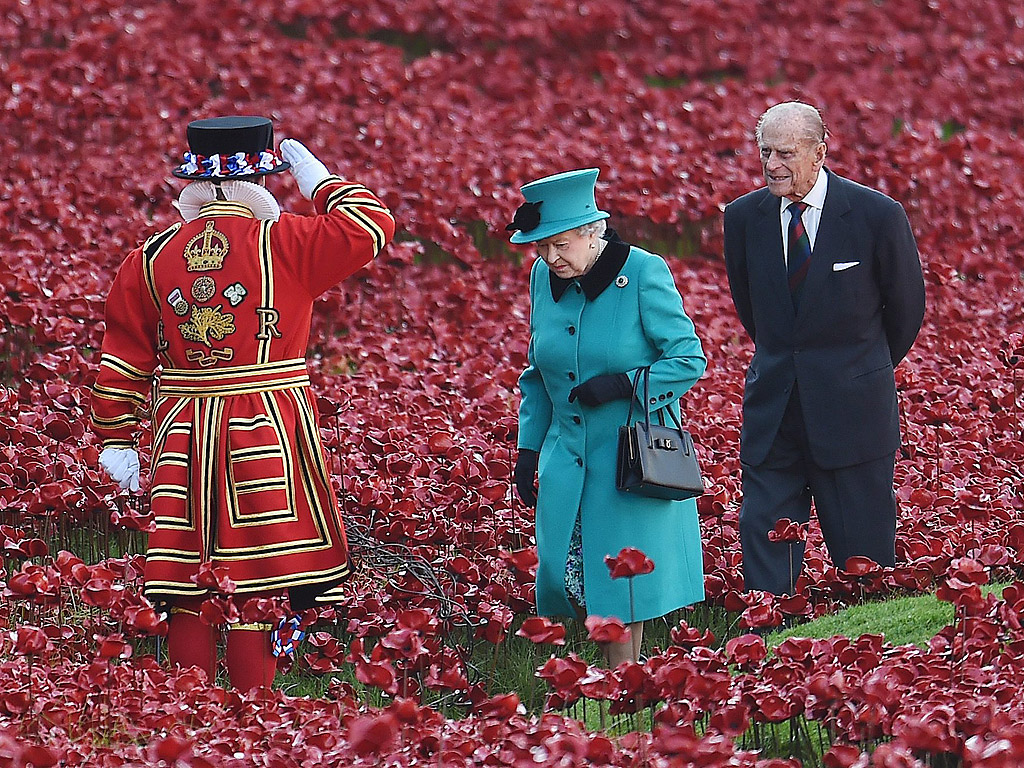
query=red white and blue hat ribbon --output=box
[175,149,286,179]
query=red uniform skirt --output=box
[144,359,351,608]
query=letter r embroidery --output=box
[256,307,282,340]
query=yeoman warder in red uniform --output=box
[91,116,396,690]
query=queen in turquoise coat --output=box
[509,168,707,664]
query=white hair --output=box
[755,101,827,145]
[576,219,608,238]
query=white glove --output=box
[99,447,141,493]
[280,139,331,200]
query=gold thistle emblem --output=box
[179,304,236,347]
[183,221,229,271]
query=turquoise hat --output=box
[507,168,610,243]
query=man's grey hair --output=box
[755,101,827,145]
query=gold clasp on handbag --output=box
[653,437,676,451]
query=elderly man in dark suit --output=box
[724,101,925,595]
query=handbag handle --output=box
[624,366,646,431]
[625,367,655,449]
[624,367,690,453]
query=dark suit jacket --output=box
[724,170,925,470]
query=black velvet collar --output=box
[549,229,630,302]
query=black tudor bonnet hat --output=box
[172,116,290,180]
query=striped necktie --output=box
[787,201,812,305]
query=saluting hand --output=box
[280,139,331,200]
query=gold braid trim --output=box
[229,622,274,632]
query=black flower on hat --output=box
[506,201,543,233]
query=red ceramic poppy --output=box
[584,615,632,644]
[767,518,808,543]
[515,616,567,645]
[604,547,656,579]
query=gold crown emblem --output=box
[183,221,229,271]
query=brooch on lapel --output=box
[615,275,629,288]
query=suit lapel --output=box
[754,190,796,324]
[795,170,853,322]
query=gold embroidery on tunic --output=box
[185,348,235,367]
[191,276,217,302]
[184,221,229,271]
[157,320,170,353]
[179,304,236,347]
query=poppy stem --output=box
[507,445,520,549]
[26,654,34,724]
[1011,366,1018,436]
[334,419,342,476]
[788,542,795,594]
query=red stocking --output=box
[226,627,276,691]
[168,600,217,683]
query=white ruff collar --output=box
[174,180,282,222]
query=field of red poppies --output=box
[3,0,1024,765]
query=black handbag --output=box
[616,367,704,501]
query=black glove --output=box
[568,373,632,407]
[513,449,539,507]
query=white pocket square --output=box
[833,261,861,272]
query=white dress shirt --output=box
[781,168,828,266]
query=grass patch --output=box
[767,583,1007,648]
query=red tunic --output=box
[91,177,396,607]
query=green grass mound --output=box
[767,584,1006,649]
